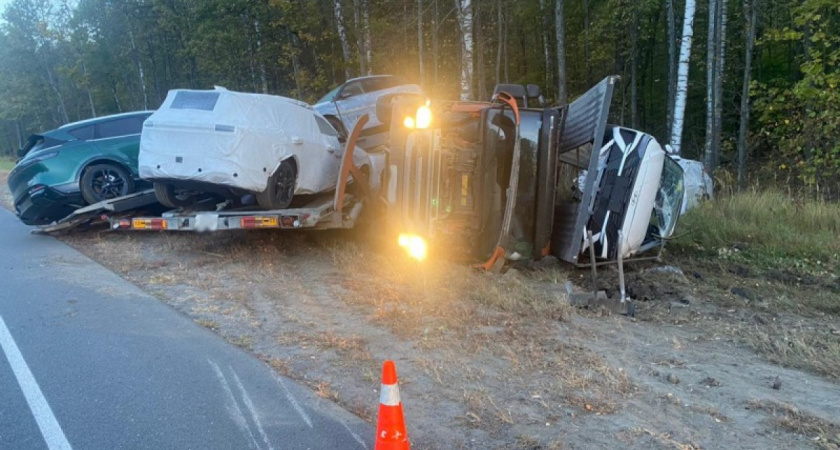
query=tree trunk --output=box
[737,0,757,191]
[362,0,372,74]
[476,3,486,99]
[433,0,439,90]
[631,1,640,129]
[128,29,148,111]
[704,0,718,171]
[669,0,697,155]
[584,0,591,86]
[333,0,353,79]
[495,0,502,85]
[539,0,552,96]
[82,60,96,117]
[353,0,364,75]
[555,0,568,105]
[418,0,424,86]
[713,0,728,169]
[667,0,677,134]
[254,14,268,94]
[455,0,474,100]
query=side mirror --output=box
[17,147,27,158]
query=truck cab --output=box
[382,76,685,266]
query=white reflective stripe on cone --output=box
[379,383,401,406]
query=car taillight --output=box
[240,216,278,228]
[132,218,168,230]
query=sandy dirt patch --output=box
[2,175,838,448]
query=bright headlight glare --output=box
[403,116,415,129]
[397,233,427,261]
[415,105,433,129]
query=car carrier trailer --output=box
[35,112,377,235]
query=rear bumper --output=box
[14,186,84,226]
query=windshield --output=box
[653,156,685,238]
[316,86,341,104]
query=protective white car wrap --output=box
[140,87,368,195]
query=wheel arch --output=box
[75,157,134,185]
[267,156,300,192]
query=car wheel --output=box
[153,182,195,209]
[80,163,135,204]
[256,159,296,210]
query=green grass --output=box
[671,189,840,272]
[0,156,15,171]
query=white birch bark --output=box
[737,0,757,190]
[704,0,718,168]
[539,0,551,92]
[713,0,728,169]
[363,0,372,74]
[667,0,677,133]
[128,29,148,111]
[670,0,697,155]
[418,0,424,85]
[455,0,474,101]
[555,0,567,104]
[333,0,353,79]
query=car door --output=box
[334,80,373,132]
[92,115,149,175]
[311,114,343,192]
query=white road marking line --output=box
[340,420,367,448]
[229,366,275,450]
[274,376,313,428]
[207,359,261,450]
[0,314,73,450]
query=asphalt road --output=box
[0,209,373,449]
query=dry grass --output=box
[747,400,840,449]
[672,189,840,272]
[739,322,840,381]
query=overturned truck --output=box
[382,76,685,272]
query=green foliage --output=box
[0,0,837,194]
[0,156,16,171]
[752,0,840,189]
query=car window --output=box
[96,117,145,139]
[340,81,364,99]
[68,125,95,140]
[314,115,338,137]
[171,91,221,111]
[360,76,403,93]
[316,86,341,104]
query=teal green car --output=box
[7,111,153,225]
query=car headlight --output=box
[398,233,428,261]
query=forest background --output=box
[0,0,837,195]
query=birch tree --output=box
[417,0,423,85]
[455,0,474,101]
[713,0,728,170]
[555,0,567,105]
[737,0,757,190]
[666,0,677,133]
[332,0,352,79]
[669,0,697,155]
[704,0,718,169]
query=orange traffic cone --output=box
[375,360,410,449]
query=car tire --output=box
[80,163,135,205]
[153,182,195,209]
[256,159,296,210]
